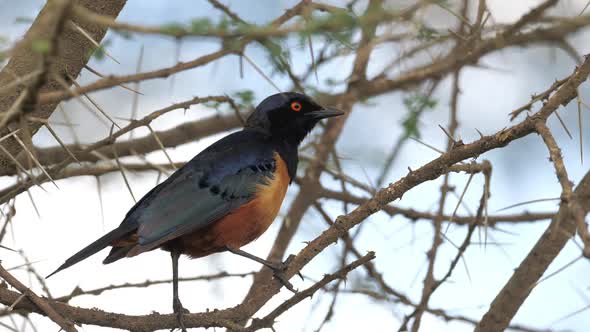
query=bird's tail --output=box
[46,225,135,278]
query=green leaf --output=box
[113,29,133,40]
[31,39,50,54]
[89,40,112,61]
[325,78,339,86]
[417,24,439,41]
[403,94,437,112]
[263,39,290,73]
[190,18,213,34]
[233,90,255,107]
[217,17,232,32]
[161,23,186,36]
[401,94,438,138]
[204,101,222,109]
[328,11,357,29]
[14,17,33,24]
[402,111,421,138]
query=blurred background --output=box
[1,0,590,331]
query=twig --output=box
[0,263,76,332]
[247,252,375,331]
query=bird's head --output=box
[246,92,343,145]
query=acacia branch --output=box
[248,252,375,331]
[0,55,587,329]
[37,0,320,107]
[237,54,590,332]
[0,264,76,332]
[320,187,554,225]
[2,2,590,331]
[331,14,590,106]
[0,0,126,174]
[35,114,240,167]
[475,170,590,332]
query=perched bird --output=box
[47,92,343,330]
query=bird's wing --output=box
[122,130,277,252]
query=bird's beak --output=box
[307,107,344,120]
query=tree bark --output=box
[0,0,127,174]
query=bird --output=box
[46,92,343,331]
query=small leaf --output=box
[113,30,133,40]
[325,78,340,86]
[14,17,33,24]
[402,112,421,138]
[417,25,439,41]
[89,39,112,61]
[190,18,213,34]
[401,94,438,138]
[233,90,255,108]
[31,39,50,54]
[161,23,186,36]
[217,17,232,32]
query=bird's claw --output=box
[267,254,298,293]
[273,269,297,293]
[172,298,189,332]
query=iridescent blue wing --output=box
[122,129,277,253]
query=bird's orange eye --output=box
[290,101,302,112]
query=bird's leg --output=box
[225,246,298,292]
[171,250,188,332]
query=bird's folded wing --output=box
[120,132,276,252]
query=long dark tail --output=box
[46,225,136,278]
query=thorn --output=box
[44,123,81,165]
[84,65,143,95]
[71,22,120,64]
[554,110,573,139]
[242,53,282,93]
[13,135,58,189]
[130,45,145,141]
[95,176,105,230]
[113,152,136,203]
[409,137,445,155]
[0,244,16,252]
[25,189,41,219]
[147,124,177,170]
[66,73,121,129]
[496,197,560,212]
[438,124,456,144]
[475,128,484,138]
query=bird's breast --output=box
[180,152,290,257]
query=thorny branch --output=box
[1,0,590,331]
[0,263,76,332]
[1,50,584,330]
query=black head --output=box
[246,92,343,145]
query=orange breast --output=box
[179,152,290,257]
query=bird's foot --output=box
[172,298,189,332]
[224,246,302,293]
[266,254,299,293]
